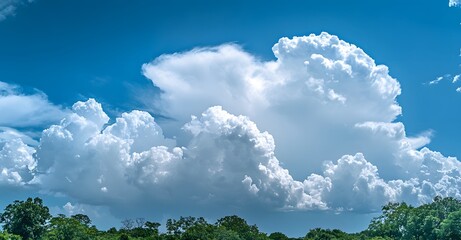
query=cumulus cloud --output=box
[28,97,461,215]
[0,82,66,128]
[0,127,38,146]
[2,32,461,219]
[0,138,35,185]
[34,99,321,212]
[0,0,33,21]
[138,32,461,211]
[142,33,402,178]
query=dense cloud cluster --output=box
[1,33,461,218]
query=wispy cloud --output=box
[0,81,66,128]
[0,0,33,21]
[426,74,461,93]
[428,76,445,85]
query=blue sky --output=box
[1,0,461,236]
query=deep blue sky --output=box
[1,0,461,235]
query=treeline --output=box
[1,197,461,240]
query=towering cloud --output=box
[1,33,461,220]
[142,32,403,178]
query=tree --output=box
[305,228,354,240]
[269,232,289,240]
[213,226,243,240]
[165,216,209,238]
[45,214,93,240]
[437,210,461,239]
[0,197,51,240]
[216,215,264,240]
[119,233,129,240]
[0,231,21,240]
[366,202,412,239]
[121,219,135,230]
[135,218,146,228]
[71,214,92,226]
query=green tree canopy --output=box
[45,214,94,240]
[0,197,51,240]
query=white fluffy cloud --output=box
[0,138,35,185]
[143,33,402,179]
[0,0,32,21]
[139,32,461,211]
[2,33,461,219]
[0,81,66,128]
[30,99,461,215]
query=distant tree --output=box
[305,228,354,240]
[213,226,243,240]
[135,218,146,228]
[269,232,289,240]
[121,219,135,230]
[182,219,216,240]
[216,215,265,240]
[71,213,92,226]
[145,221,161,233]
[45,214,93,240]
[0,197,51,240]
[107,227,118,233]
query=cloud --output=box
[0,0,33,21]
[29,98,461,216]
[0,127,38,146]
[426,74,461,93]
[450,0,460,7]
[0,82,66,128]
[142,33,402,179]
[0,138,36,185]
[2,32,461,220]
[453,75,460,83]
[139,32,461,211]
[428,76,444,85]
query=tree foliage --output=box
[1,196,461,240]
[0,197,51,240]
[44,214,96,240]
[364,196,461,240]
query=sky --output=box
[0,0,461,237]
